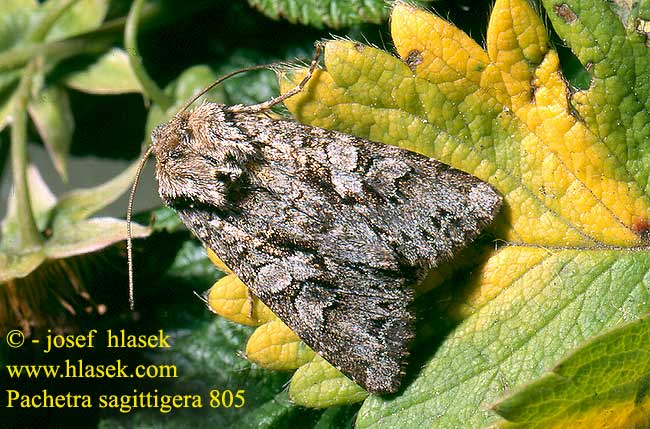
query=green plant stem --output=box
[0,44,41,72]
[0,36,111,73]
[11,62,42,249]
[27,0,81,43]
[125,0,173,110]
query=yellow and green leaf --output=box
[491,317,650,429]
[207,0,650,424]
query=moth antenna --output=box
[127,144,155,310]
[233,42,323,114]
[177,63,284,115]
[178,42,323,115]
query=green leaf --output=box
[234,393,357,429]
[50,159,142,227]
[313,405,358,429]
[1,164,57,247]
[63,48,143,94]
[215,49,282,107]
[0,251,45,282]
[1,163,150,280]
[27,85,74,180]
[233,391,316,429]
[46,217,148,259]
[268,0,650,422]
[149,206,186,233]
[246,0,389,29]
[0,0,36,132]
[289,355,368,407]
[359,249,650,428]
[164,240,223,283]
[0,0,37,51]
[44,0,108,42]
[543,0,650,147]
[491,317,650,429]
[0,166,49,283]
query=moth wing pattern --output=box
[176,206,415,394]
[152,103,502,394]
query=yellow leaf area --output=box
[206,0,650,414]
[283,5,650,246]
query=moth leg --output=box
[232,42,323,114]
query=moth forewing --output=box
[150,94,502,393]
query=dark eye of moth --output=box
[215,171,231,182]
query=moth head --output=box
[150,105,254,208]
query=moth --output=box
[128,44,502,394]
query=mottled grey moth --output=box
[128,44,502,394]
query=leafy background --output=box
[1,0,648,428]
